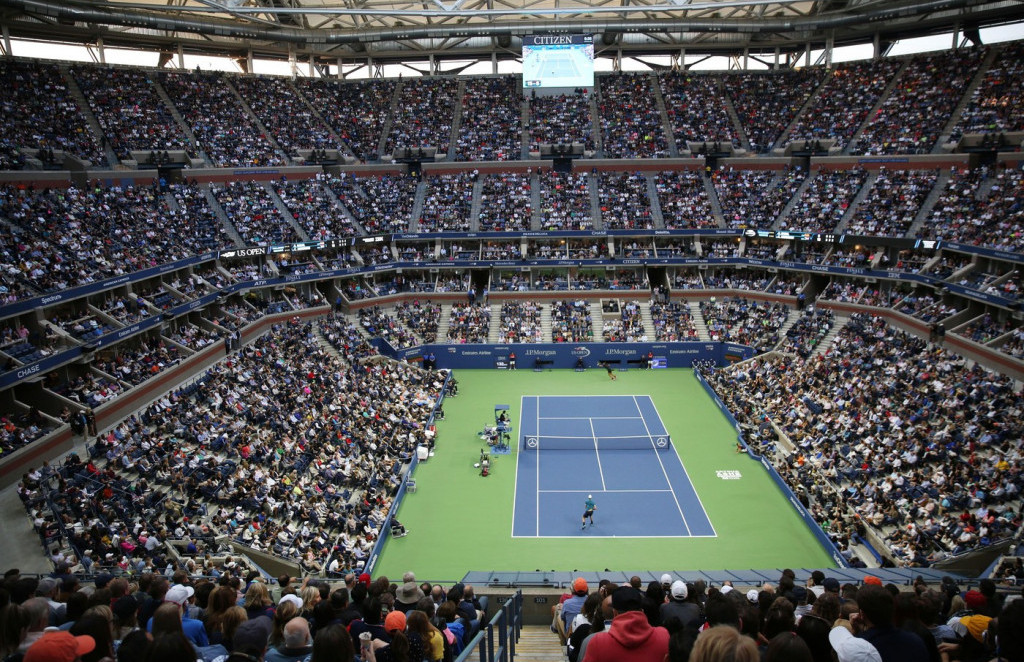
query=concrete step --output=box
[59,65,118,167]
[377,79,404,159]
[719,76,750,152]
[514,625,567,662]
[223,77,291,164]
[845,59,911,154]
[935,46,999,151]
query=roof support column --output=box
[2,24,11,59]
[177,43,184,70]
[824,30,834,68]
[773,47,780,70]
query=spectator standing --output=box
[581,586,668,662]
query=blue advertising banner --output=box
[388,341,754,370]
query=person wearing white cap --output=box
[660,580,701,628]
[660,574,673,590]
[829,626,882,662]
[147,584,209,647]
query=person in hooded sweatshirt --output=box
[582,586,669,662]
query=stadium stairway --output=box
[703,175,727,227]
[151,76,209,165]
[539,304,553,343]
[376,80,404,157]
[313,324,346,361]
[447,80,467,161]
[640,301,656,340]
[530,171,543,230]
[0,485,53,575]
[650,76,678,158]
[772,170,815,230]
[469,176,485,232]
[833,170,878,235]
[719,77,752,153]
[223,77,292,165]
[514,625,567,662]
[520,98,531,161]
[437,305,452,341]
[590,301,606,338]
[202,184,247,246]
[588,172,604,231]
[773,75,829,153]
[588,93,603,158]
[646,174,666,228]
[810,314,849,359]
[263,182,311,241]
[322,179,370,236]
[286,79,354,160]
[844,58,912,155]
[59,66,119,168]
[691,301,712,341]
[163,191,182,213]
[907,168,954,238]
[933,47,999,153]
[410,180,428,232]
[488,304,503,343]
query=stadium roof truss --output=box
[0,0,1022,71]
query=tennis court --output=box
[513,395,715,538]
[374,369,836,581]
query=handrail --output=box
[456,591,523,662]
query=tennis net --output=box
[520,434,671,451]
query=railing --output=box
[457,591,523,662]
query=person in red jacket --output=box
[582,586,668,662]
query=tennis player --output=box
[601,362,617,381]
[582,494,597,529]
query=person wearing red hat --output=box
[963,589,987,611]
[23,631,95,662]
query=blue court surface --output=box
[512,395,716,538]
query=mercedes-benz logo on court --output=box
[527,437,538,448]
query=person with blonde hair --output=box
[690,626,759,662]
[244,582,276,621]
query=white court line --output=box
[634,395,691,536]
[535,396,541,537]
[590,417,607,491]
[648,391,719,537]
[538,416,644,420]
[511,534,718,539]
[539,489,674,493]
[511,394,524,538]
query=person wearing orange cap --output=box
[560,578,590,642]
[364,609,427,662]
[23,631,95,662]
